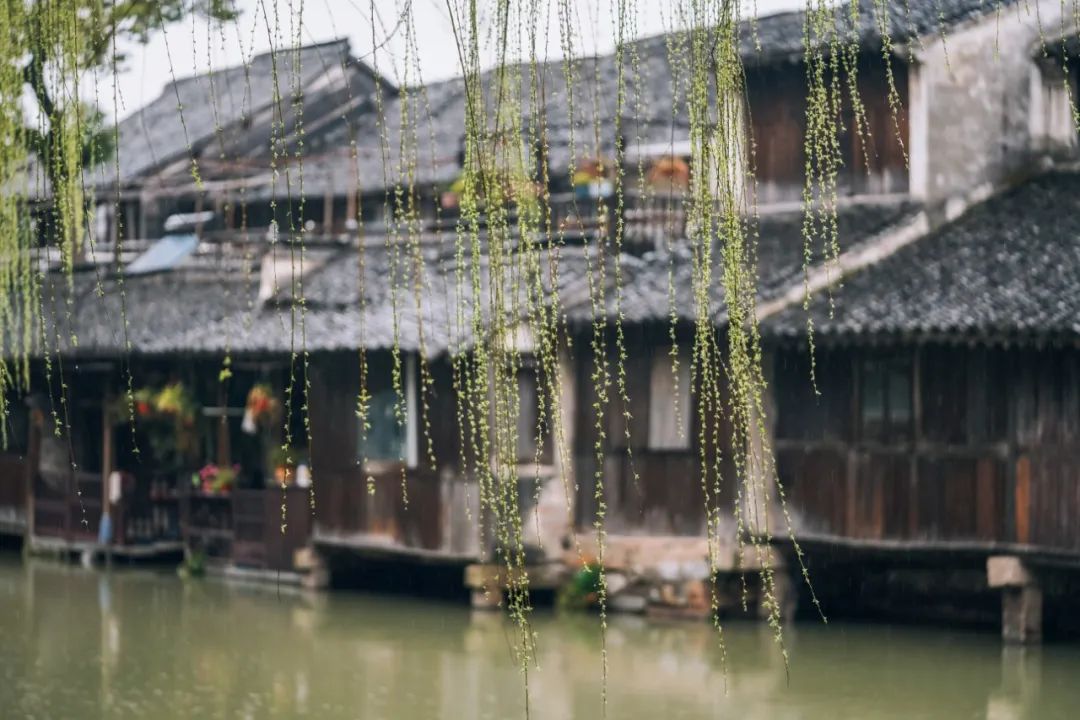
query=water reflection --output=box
[1,556,1078,719]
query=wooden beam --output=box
[322,191,334,233]
[101,390,114,542]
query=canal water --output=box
[1,556,1078,719]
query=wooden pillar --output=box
[346,188,358,231]
[322,191,335,235]
[222,196,234,231]
[25,407,44,540]
[910,345,923,536]
[216,381,231,468]
[847,351,861,537]
[988,556,1043,644]
[405,354,419,470]
[139,190,157,240]
[107,202,119,269]
[194,195,206,238]
[102,390,114,545]
[1002,586,1043,644]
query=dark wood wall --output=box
[746,53,909,204]
[772,343,1080,554]
[573,327,735,537]
[308,351,471,556]
[0,454,27,524]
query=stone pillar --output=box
[756,561,798,624]
[465,564,505,611]
[1001,586,1043,644]
[295,546,331,590]
[470,588,504,611]
[988,556,1042,644]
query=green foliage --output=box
[557,563,604,610]
[179,548,207,579]
[6,1,1080,715]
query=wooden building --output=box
[10,0,1079,632]
[0,395,31,541]
[21,264,314,572]
[761,172,1080,640]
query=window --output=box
[517,369,539,461]
[359,354,418,467]
[361,386,407,462]
[648,347,691,451]
[859,354,913,443]
[774,349,853,442]
[516,364,552,463]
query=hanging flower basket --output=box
[155,382,197,427]
[108,383,199,466]
[646,155,691,191]
[242,383,280,435]
[114,384,196,426]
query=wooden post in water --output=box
[101,389,114,567]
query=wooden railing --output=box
[232,487,312,571]
[181,486,312,571]
[0,454,27,520]
[32,471,102,542]
[192,190,690,251]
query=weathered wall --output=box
[309,351,480,558]
[771,343,1080,554]
[746,53,910,205]
[908,1,1076,203]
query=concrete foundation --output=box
[464,562,566,610]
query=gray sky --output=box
[104,0,802,121]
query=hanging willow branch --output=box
[3,0,1078,716]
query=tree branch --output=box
[23,52,56,120]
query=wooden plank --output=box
[1015,455,1031,545]
[975,457,999,541]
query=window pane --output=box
[517,371,539,461]
[361,387,406,461]
[888,362,912,440]
[860,360,885,441]
[648,348,691,451]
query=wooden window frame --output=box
[857,352,914,446]
[647,346,692,452]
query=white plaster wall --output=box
[908,0,1072,203]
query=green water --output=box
[1,557,1078,719]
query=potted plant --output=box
[116,383,200,470]
[195,463,239,495]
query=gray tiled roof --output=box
[85,39,358,189]
[760,172,1080,343]
[742,0,1018,64]
[101,0,1016,200]
[555,199,920,326]
[35,267,254,356]
[27,191,920,360]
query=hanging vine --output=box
[3,0,1078,717]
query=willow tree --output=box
[11,0,236,266]
[3,0,1076,714]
